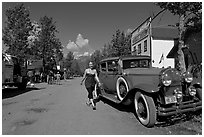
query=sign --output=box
[131,17,151,46]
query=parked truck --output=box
[2,53,28,89]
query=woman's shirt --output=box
[85,69,97,88]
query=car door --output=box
[98,62,108,90]
[106,60,119,92]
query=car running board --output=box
[99,93,121,104]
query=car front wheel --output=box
[134,92,156,127]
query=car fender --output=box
[116,76,159,105]
[130,84,160,93]
[120,74,160,93]
[120,84,159,105]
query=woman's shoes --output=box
[92,105,96,110]
[86,101,96,110]
[86,101,91,106]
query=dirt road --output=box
[2,78,202,135]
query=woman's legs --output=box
[86,86,96,109]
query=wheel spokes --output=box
[138,99,147,119]
[119,84,127,97]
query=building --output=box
[131,17,179,68]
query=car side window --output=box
[100,62,107,72]
[140,60,149,68]
[107,61,118,72]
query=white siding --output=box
[152,39,174,68]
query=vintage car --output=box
[97,55,202,127]
[2,53,28,89]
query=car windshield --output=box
[123,59,150,69]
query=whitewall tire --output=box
[116,77,129,101]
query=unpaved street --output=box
[2,78,202,135]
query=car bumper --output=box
[158,100,202,116]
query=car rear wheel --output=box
[134,92,156,127]
[116,77,129,101]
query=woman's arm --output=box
[94,70,101,86]
[80,69,87,85]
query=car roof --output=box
[100,57,120,62]
[100,55,151,63]
[121,55,151,60]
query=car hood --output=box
[123,67,163,75]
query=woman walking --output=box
[80,62,101,110]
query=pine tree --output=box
[36,16,63,72]
[3,3,32,64]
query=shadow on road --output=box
[99,97,201,128]
[155,111,202,127]
[99,97,135,113]
[2,87,45,99]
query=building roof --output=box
[152,27,179,40]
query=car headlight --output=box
[188,86,196,96]
[184,72,193,83]
[162,73,172,86]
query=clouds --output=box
[83,52,89,56]
[73,51,91,59]
[66,40,79,51]
[65,34,93,58]
[66,34,89,50]
[76,34,89,48]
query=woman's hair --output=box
[87,61,96,69]
[89,61,93,65]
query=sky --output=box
[2,2,179,58]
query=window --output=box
[132,46,137,55]
[138,44,141,54]
[144,40,147,52]
[133,46,136,52]
[100,63,107,72]
[140,60,149,68]
[123,59,150,69]
[107,60,118,72]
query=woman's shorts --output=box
[86,86,95,99]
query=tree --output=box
[71,59,82,76]
[2,3,32,64]
[155,2,202,73]
[36,16,63,72]
[124,33,132,55]
[101,43,112,58]
[64,51,74,71]
[108,29,131,57]
[27,21,41,60]
[90,50,102,67]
